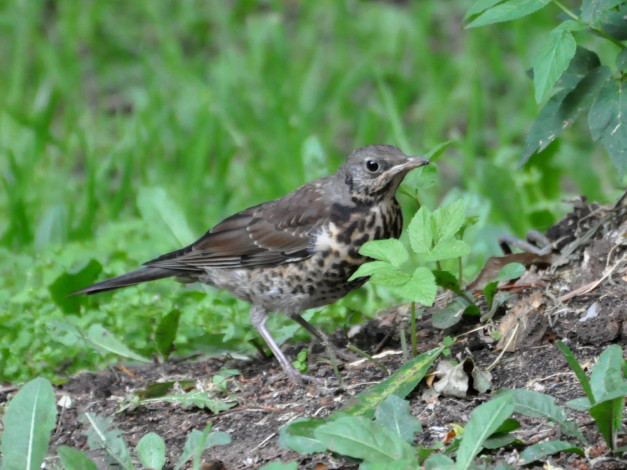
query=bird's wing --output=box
[145,181,331,270]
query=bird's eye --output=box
[365,160,380,172]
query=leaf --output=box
[588,76,627,175]
[174,424,231,470]
[57,446,99,470]
[533,23,577,103]
[433,270,466,297]
[396,267,437,306]
[423,140,453,162]
[314,416,417,463]
[141,391,237,413]
[374,395,423,443]
[0,378,57,470]
[359,238,409,267]
[466,0,551,28]
[555,47,601,90]
[503,388,586,442]
[86,324,150,362]
[464,0,504,21]
[589,397,624,451]
[495,262,526,281]
[259,462,298,470]
[424,453,455,469]
[136,433,166,470]
[557,341,594,405]
[456,394,515,470]
[137,186,195,247]
[82,413,133,469]
[432,297,471,329]
[408,207,433,254]
[341,346,444,417]
[371,270,411,287]
[581,0,624,23]
[519,440,585,464]
[589,344,627,403]
[600,5,627,41]
[521,65,612,165]
[49,259,103,313]
[278,418,327,454]
[155,309,181,359]
[424,239,471,262]
[432,199,466,243]
[348,260,394,281]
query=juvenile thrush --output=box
[72,145,429,383]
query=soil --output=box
[2,195,627,469]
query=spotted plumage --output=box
[72,145,429,383]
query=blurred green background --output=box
[0,0,622,383]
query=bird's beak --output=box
[396,156,430,173]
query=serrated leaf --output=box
[359,238,409,267]
[433,199,466,243]
[425,239,471,262]
[456,394,515,470]
[371,270,411,287]
[348,260,394,281]
[57,446,99,470]
[314,416,417,463]
[137,186,194,247]
[0,378,57,470]
[278,418,327,454]
[588,77,627,175]
[86,324,150,362]
[408,207,433,254]
[555,46,600,89]
[467,0,551,28]
[374,395,423,443]
[519,440,584,464]
[533,24,576,103]
[396,267,437,306]
[521,65,612,165]
[155,309,181,359]
[433,270,465,297]
[136,433,166,470]
[581,0,624,23]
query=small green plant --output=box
[0,377,231,470]
[466,0,627,175]
[292,349,309,373]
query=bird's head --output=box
[338,145,429,204]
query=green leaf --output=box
[136,433,166,470]
[349,260,394,281]
[259,462,298,470]
[408,207,433,254]
[467,0,551,28]
[589,397,624,451]
[424,239,471,262]
[590,344,627,402]
[556,47,601,90]
[374,395,423,443]
[140,391,237,413]
[57,446,99,470]
[174,424,231,470]
[464,0,504,21]
[600,5,627,41]
[433,270,465,297]
[155,309,181,359]
[359,238,409,266]
[521,66,612,165]
[432,297,471,329]
[86,324,150,362]
[423,140,453,162]
[533,23,577,103]
[588,77,627,175]
[456,394,515,470]
[278,418,327,454]
[137,186,195,247]
[82,413,133,469]
[581,0,624,23]
[503,388,586,442]
[341,346,444,417]
[433,199,466,243]
[495,262,526,281]
[49,259,103,313]
[372,270,411,287]
[519,440,585,464]
[557,341,594,404]
[424,453,455,469]
[314,416,417,463]
[396,267,437,306]
[0,378,57,470]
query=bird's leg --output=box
[291,314,353,371]
[249,305,324,384]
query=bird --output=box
[71,145,429,383]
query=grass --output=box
[0,0,622,382]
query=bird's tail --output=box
[69,267,175,296]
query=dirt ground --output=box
[3,195,627,469]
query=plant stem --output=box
[411,301,417,357]
[552,0,579,22]
[553,0,625,50]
